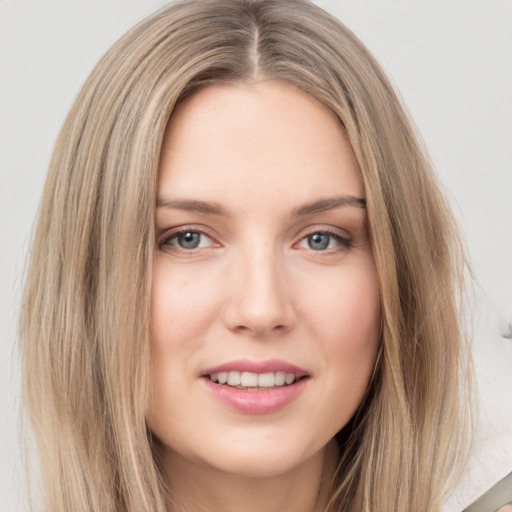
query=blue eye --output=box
[307,233,331,250]
[159,230,213,251]
[175,231,201,249]
[298,231,352,251]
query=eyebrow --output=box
[156,195,366,217]
[292,195,366,216]
[156,198,228,216]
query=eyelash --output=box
[298,229,353,251]
[158,226,216,252]
[157,226,353,253]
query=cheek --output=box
[298,257,381,420]
[150,258,219,352]
[301,256,380,350]
[148,260,218,412]
[148,263,208,439]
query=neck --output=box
[160,440,339,512]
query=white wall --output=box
[1,1,511,510]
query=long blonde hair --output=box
[20,1,472,510]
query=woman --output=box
[19,0,473,510]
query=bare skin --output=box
[160,439,340,512]
[148,82,380,512]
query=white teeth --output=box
[227,371,241,386]
[241,372,258,387]
[258,372,275,387]
[208,370,298,387]
[275,371,286,385]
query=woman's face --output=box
[148,82,380,478]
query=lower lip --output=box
[201,378,308,414]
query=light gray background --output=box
[1,1,511,511]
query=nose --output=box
[221,244,297,337]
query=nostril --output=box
[232,323,288,336]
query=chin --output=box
[187,433,327,479]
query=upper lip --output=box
[200,359,309,378]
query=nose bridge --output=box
[223,238,295,336]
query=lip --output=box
[201,377,308,414]
[200,359,310,414]
[200,358,309,378]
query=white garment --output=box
[442,305,512,512]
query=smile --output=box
[200,359,310,414]
[207,371,298,389]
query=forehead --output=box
[158,82,365,209]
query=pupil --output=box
[179,232,200,249]
[309,233,329,250]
